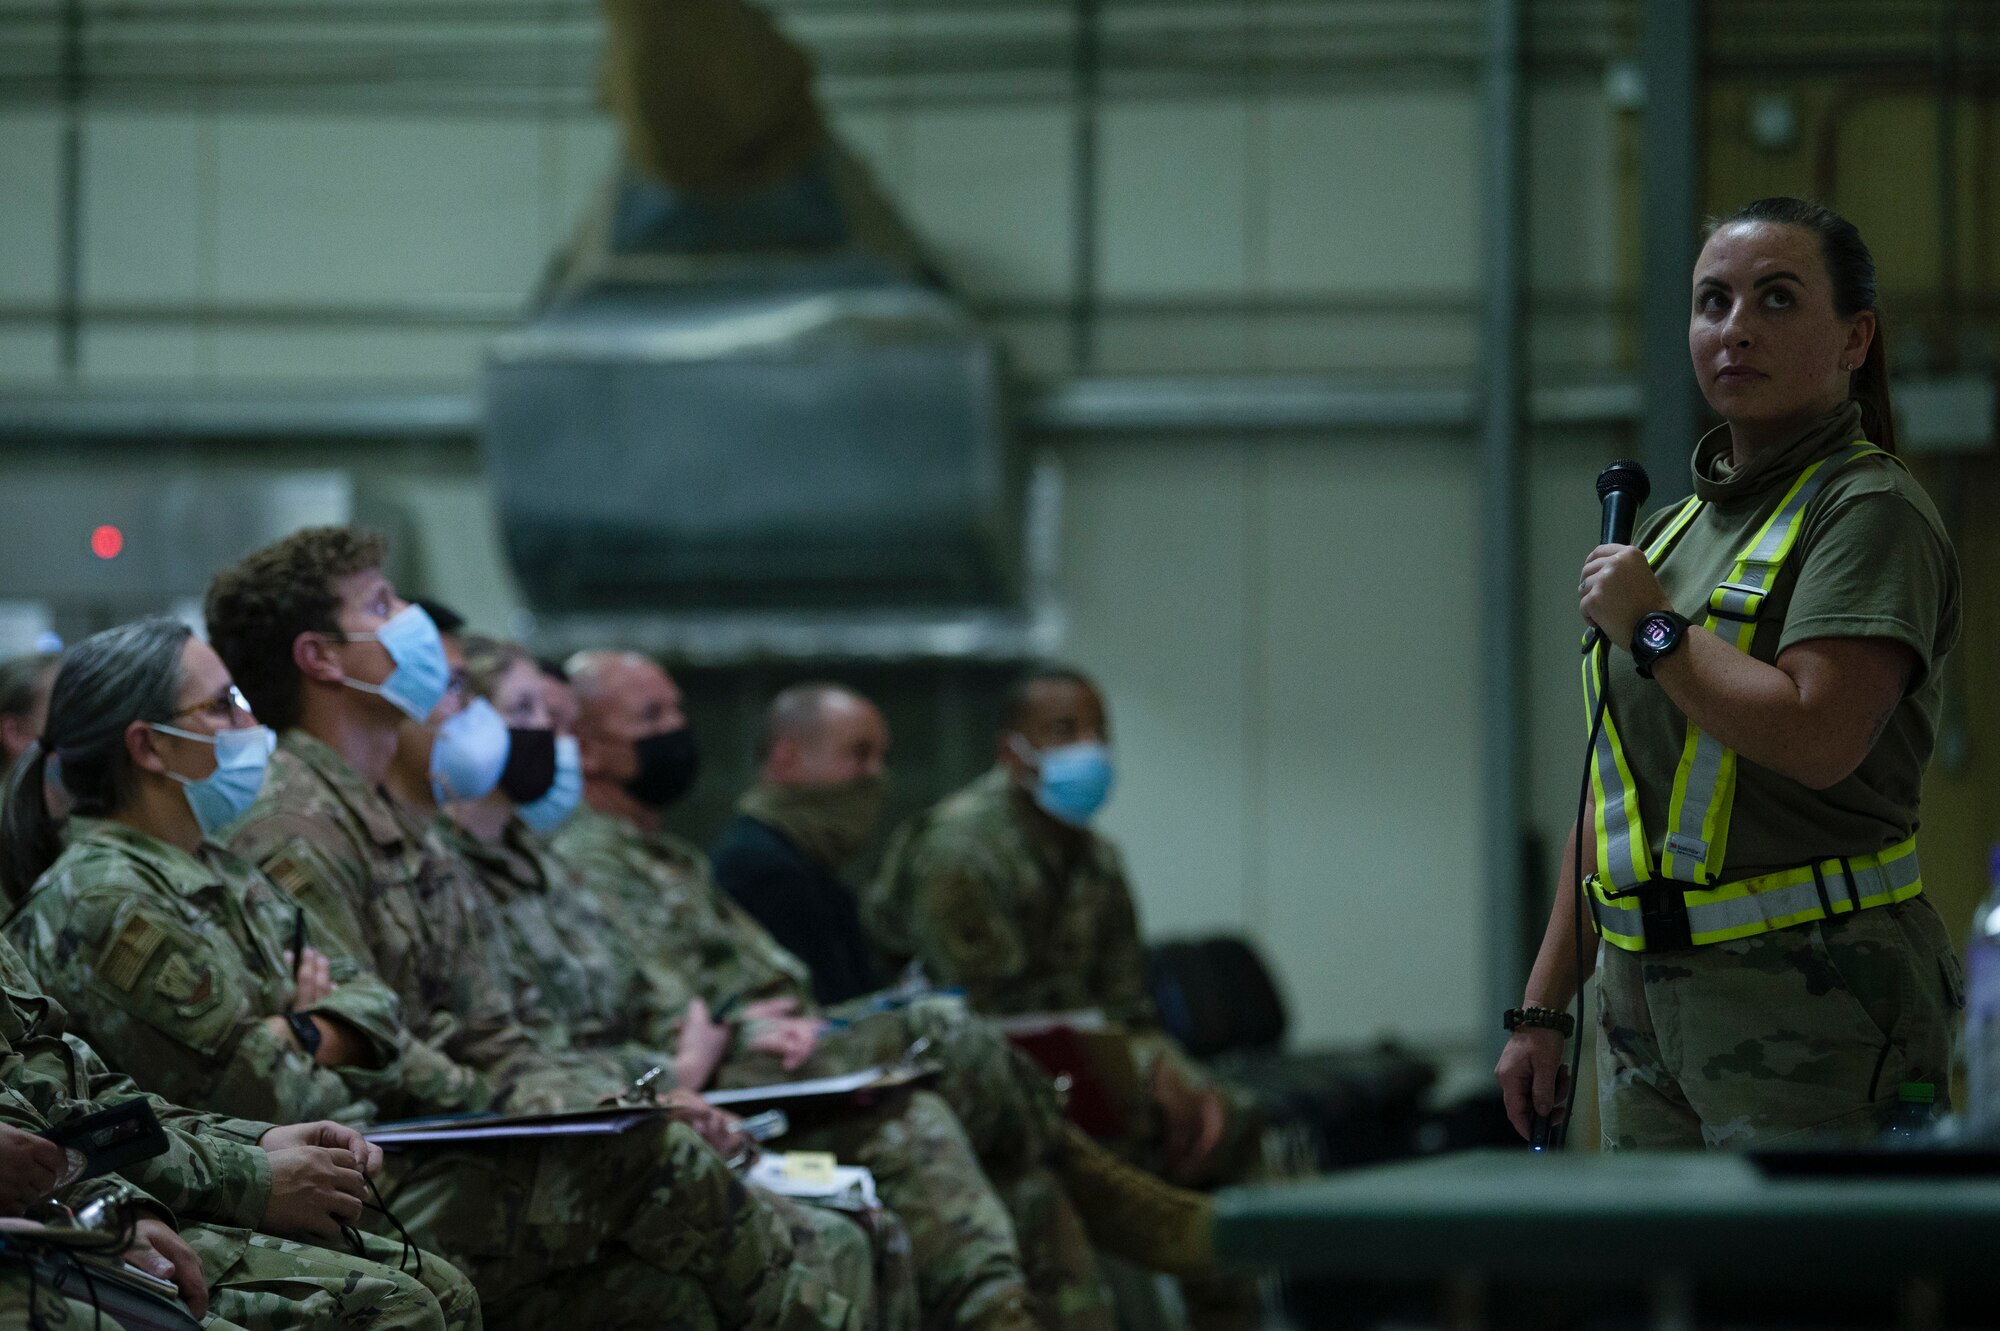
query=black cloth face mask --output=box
[627,726,700,809]
[499,728,558,803]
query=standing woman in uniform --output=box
[1496,197,1964,1150]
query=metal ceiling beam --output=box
[0,377,1642,443]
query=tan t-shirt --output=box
[1602,401,1961,880]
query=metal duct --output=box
[483,262,1021,616]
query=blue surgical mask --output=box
[1011,736,1115,827]
[338,604,450,722]
[517,735,583,835]
[150,723,276,836]
[430,697,508,804]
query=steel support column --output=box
[1478,0,1529,1062]
[1639,0,1704,500]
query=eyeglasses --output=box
[167,685,252,725]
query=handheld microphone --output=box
[1596,459,1651,546]
[1583,460,1652,652]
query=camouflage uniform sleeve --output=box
[240,829,501,1118]
[231,820,378,977]
[247,855,421,1112]
[0,1039,277,1231]
[448,900,641,1113]
[12,885,377,1128]
[0,1064,176,1227]
[894,827,1028,1011]
[1086,848,1159,1032]
[485,1045,660,1115]
[0,938,273,1229]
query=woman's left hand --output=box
[1580,545,1673,650]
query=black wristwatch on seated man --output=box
[1631,610,1691,680]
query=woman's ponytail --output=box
[0,746,63,906]
[0,618,190,905]
[1852,318,1897,455]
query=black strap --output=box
[1635,882,1694,953]
[1810,861,1835,918]
[1838,856,1863,912]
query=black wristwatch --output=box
[287,1011,324,1057]
[1631,610,1691,679]
[1503,1006,1575,1038]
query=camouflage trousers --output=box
[723,997,1110,1331]
[0,1224,476,1331]
[186,1223,479,1331]
[373,1119,874,1331]
[1596,895,1965,1151]
[0,1265,131,1331]
[782,1089,1034,1331]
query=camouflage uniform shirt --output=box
[867,769,1155,1029]
[0,933,273,1251]
[7,818,409,1126]
[551,805,814,1018]
[228,730,642,1113]
[442,815,691,1063]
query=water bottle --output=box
[1965,845,2000,1135]
[1883,1081,1936,1144]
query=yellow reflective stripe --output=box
[1593,839,1920,952]
[1687,880,1924,947]
[1584,649,1654,886]
[1585,876,1647,950]
[1648,496,1704,560]
[1582,495,1700,887]
[1656,446,1886,885]
[1684,837,1918,907]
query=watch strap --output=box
[287,1011,324,1057]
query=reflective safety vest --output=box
[1582,442,1924,952]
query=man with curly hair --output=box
[203,527,895,1331]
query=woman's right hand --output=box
[258,1146,367,1241]
[1494,1027,1571,1140]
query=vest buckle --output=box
[1707,580,1768,624]
[1636,881,1695,952]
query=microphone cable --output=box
[1549,636,1614,1148]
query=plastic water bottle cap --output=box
[1898,1081,1936,1103]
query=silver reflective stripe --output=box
[1658,446,1883,885]
[1683,849,1922,941]
[1587,880,1646,948]
[1587,495,1702,893]
[1585,649,1651,889]
[1711,583,1762,618]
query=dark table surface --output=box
[1213,1150,2000,1286]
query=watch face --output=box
[1638,615,1676,652]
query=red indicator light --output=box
[90,525,124,560]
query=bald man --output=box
[712,683,888,1006]
[560,652,1232,1330]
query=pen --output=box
[288,907,307,1013]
